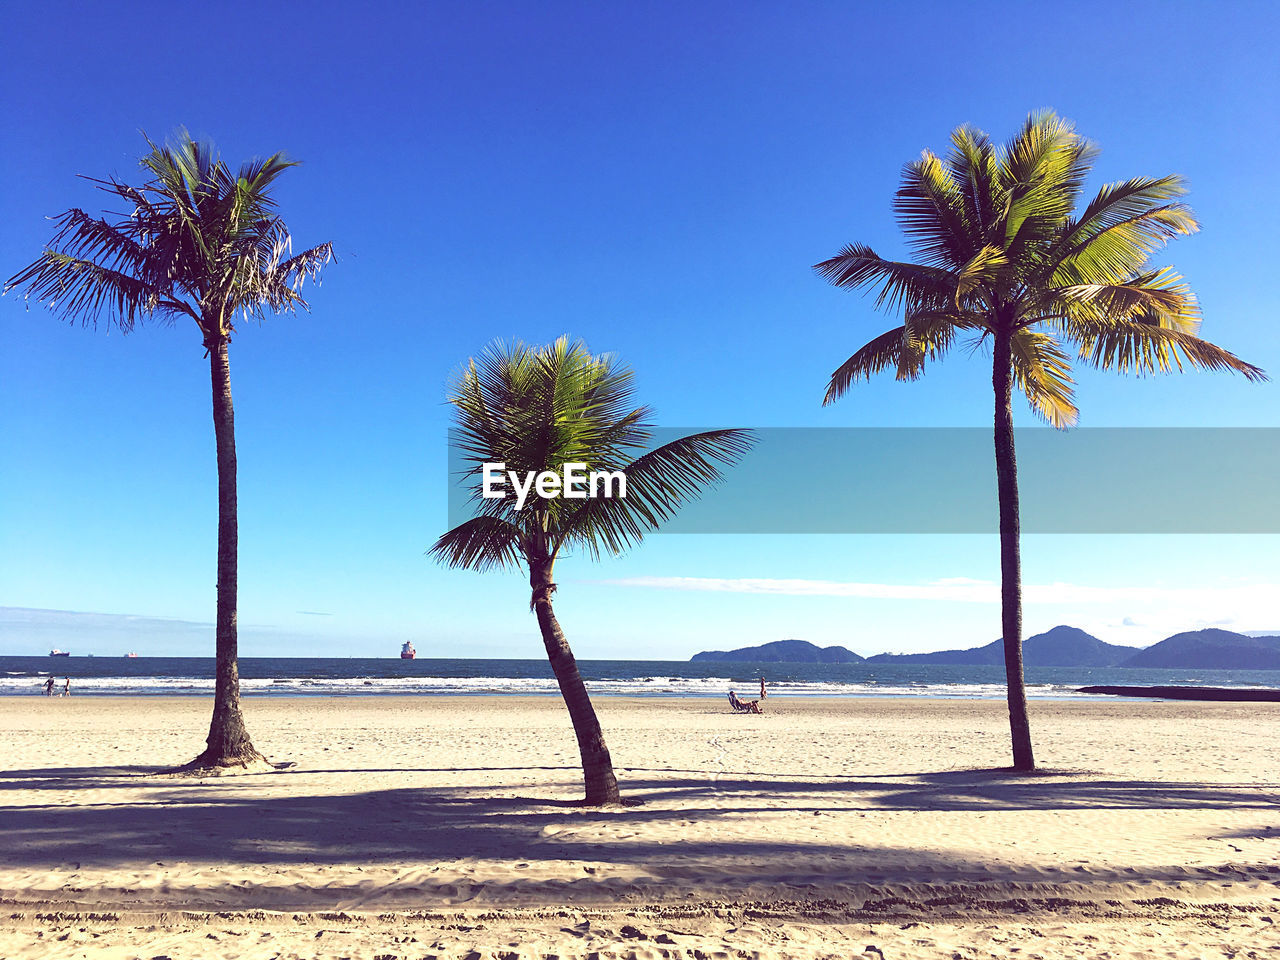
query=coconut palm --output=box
[815,112,1265,771]
[431,337,753,804]
[6,131,333,770]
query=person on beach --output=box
[62,678,70,697]
[44,676,55,696]
[760,676,767,699]
[729,690,762,714]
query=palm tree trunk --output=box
[189,338,265,769]
[530,558,621,804]
[992,328,1035,771]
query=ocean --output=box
[2,656,1276,699]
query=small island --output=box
[690,638,864,663]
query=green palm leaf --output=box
[1070,317,1266,380]
[1049,176,1196,275]
[429,515,524,572]
[824,325,910,403]
[813,244,954,313]
[563,429,755,558]
[896,148,977,268]
[1010,328,1078,427]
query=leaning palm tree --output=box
[432,337,753,804]
[816,112,1265,771]
[6,131,333,771]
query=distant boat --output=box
[49,649,70,657]
[400,642,416,660]
[125,652,138,658]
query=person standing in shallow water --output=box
[44,676,55,696]
[760,677,767,699]
[62,678,70,697]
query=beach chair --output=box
[728,691,762,714]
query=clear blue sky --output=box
[2,1,1277,658]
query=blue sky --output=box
[1,1,1277,659]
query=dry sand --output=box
[2,694,1279,958]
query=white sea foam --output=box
[0,673,1099,699]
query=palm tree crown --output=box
[434,337,754,577]
[817,111,1265,419]
[6,130,333,343]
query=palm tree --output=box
[6,132,333,771]
[431,337,752,804]
[815,112,1265,771]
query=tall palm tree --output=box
[815,112,1265,771]
[432,337,752,804]
[6,132,333,771]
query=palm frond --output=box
[998,112,1096,265]
[46,208,148,272]
[944,125,999,249]
[1070,317,1267,381]
[1010,329,1078,427]
[954,244,1007,304]
[813,243,953,313]
[1051,276,1190,324]
[250,240,336,314]
[235,152,298,199]
[279,242,336,288]
[824,308,985,404]
[429,515,524,571]
[894,149,976,269]
[5,252,164,330]
[562,429,755,558]
[1046,180,1197,290]
[824,325,909,403]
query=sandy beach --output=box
[2,694,1278,958]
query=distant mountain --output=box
[1122,629,1280,669]
[690,639,865,663]
[691,626,1280,671]
[865,643,1003,666]
[866,626,1139,668]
